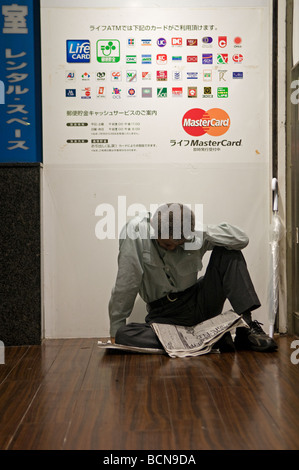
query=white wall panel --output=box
[41,1,272,338]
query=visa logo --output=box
[66,40,90,63]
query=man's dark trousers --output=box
[115,246,261,348]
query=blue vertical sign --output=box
[0,0,41,162]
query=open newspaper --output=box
[151,310,248,358]
[98,310,248,358]
[97,340,165,355]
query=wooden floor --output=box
[0,334,299,451]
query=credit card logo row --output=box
[66,71,244,81]
[66,86,230,98]
[66,40,244,63]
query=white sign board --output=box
[42,6,270,164]
[41,1,272,338]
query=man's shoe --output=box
[235,320,278,352]
[213,332,235,352]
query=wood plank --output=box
[0,335,298,450]
[0,379,42,449]
[207,384,283,449]
[162,374,233,449]
[5,421,71,451]
[234,342,299,449]
[6,338,94,450]
[0,346,29,383]
[0,341,63,449]
[80,346,127,391]
[64,349,174,449]
[158,352,252,449]
[201,337,299,450]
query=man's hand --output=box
[110,337,115,344]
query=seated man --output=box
[108,203,277,352]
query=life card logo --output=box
[66,40,90,63]
[182,108,230,137]
[96,40,120,63]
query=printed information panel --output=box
[41,6,270,164]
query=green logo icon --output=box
[126,55,137,63]
[97,40,120,63]
[157,88,167,97]
[217,87,228,98]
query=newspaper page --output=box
[151,310,248,358]
[97,339,165,355]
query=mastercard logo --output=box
[182,108,230,137]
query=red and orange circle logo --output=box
[182,108,230,137]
